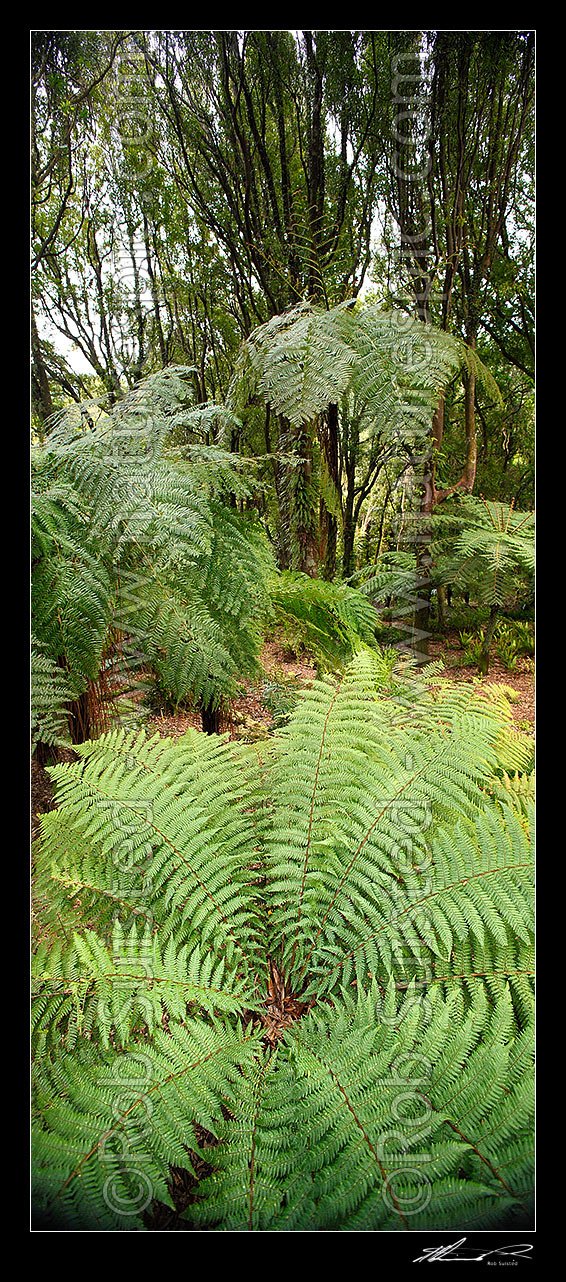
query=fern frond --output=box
[433,497,535,609]
[264,652,533,998]
[31,642,76,750]
[32,920,257,1055]
[270,572,378,669]
[230,302,465,439]
[189,983,533,1231]
[36,727,267,977]
[32,370,276,736]
[32,1017,263,1230]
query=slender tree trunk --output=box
[411,462,434,661]
[478,603,499,675]
[341,466,356,579]
[437,584,448,630]
[293,426,319,576]
[265,407,291,570]
[320,403,339,580]
[462,357,477,491]
[411,399,444,659]
[31,306,54,431]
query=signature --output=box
[413,1237,533,1262]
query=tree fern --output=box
[32,372,276,742]
[32,652,534,1231]
[269,570,379,670]
[433,497,535,609]
[432,497,535,673]
[229,301,473,441]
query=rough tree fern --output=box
[31,370,276,741]
[432,498,535,673]
[228,300,499,443]
[32,650,534,1231]
[270,570,380,671]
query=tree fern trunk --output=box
[293,428,319,577]
[201,698,221,734]
[321,512,337,581]
[437,583,448,630]
[320,403,339,581]
[342,507,356,579]
[478,603,499,675]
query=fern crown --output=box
[32,651,534,1231]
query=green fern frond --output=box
[353,550,419,606]
[433,497,535,609]
[270,572,378,669]
[190,983,533,1231]
[32,370,276,743]
[32,919,257,1055]
[32,1016,264,1230]
[36,726,267,968]
[230,302,465,440]
[31,642,76,750]
[458,344,504,407]
[264,653,533,998]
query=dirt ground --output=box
[427,632,535,735]
[31,633,534,843]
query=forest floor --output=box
[141,631,535,745]
[31,630,535,842]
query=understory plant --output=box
[432,498,535,675]
[31,369,276,744]
[270,570,380,672]
[32,650,534,1231]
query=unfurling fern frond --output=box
[32,653,534,1231]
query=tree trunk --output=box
[321,506,337,581]
[411,463,434,662]
[341,473,356,579]
[437,584,448,630]
[293,427,319,577]
[320,403,339,581]
[201,698,221,734]
[410,399,444,660]
[478,603,499,675]
[462,357,477,491]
